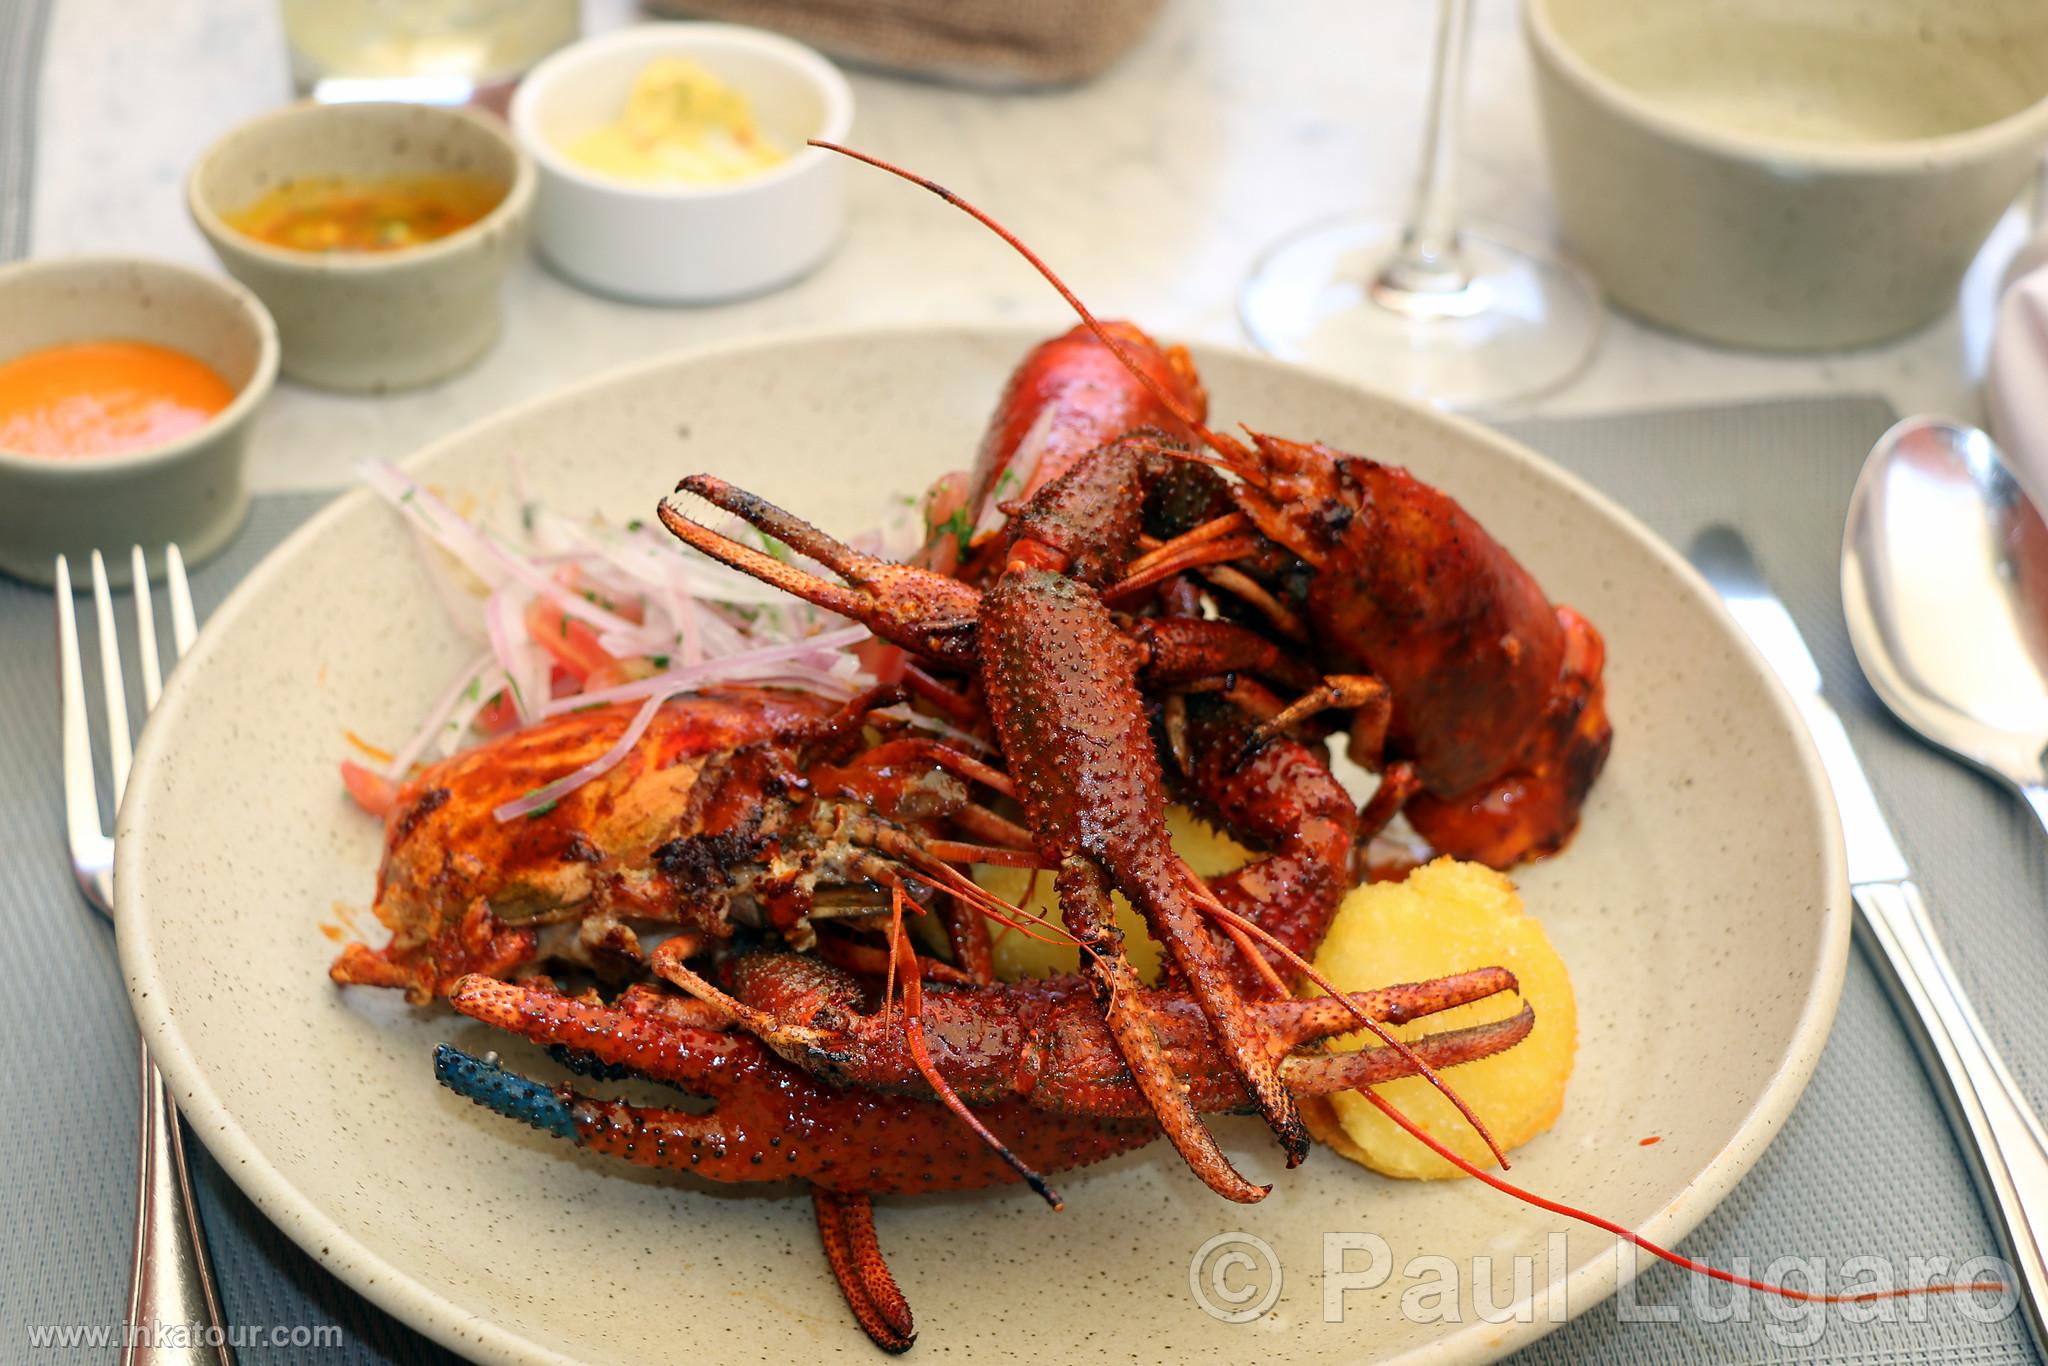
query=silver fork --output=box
[57,546,232,1366]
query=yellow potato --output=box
[977,807,1253,982]
[1312,858,1576,1180]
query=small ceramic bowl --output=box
[189,101,533,392]
[1525,0,2048,351]
[0,256,278,586]
[509,23,853,304]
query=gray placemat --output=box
[2,396,2042,1364]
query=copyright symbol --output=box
[1189,1231,1283,1323]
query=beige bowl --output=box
[0,256,277,587]
[1526,0,2048,351]
[189,101,533,392]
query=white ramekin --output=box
[509,23,854,305]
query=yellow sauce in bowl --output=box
[562,57,789,185]
[225,175,505,252]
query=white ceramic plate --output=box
[117,326,1849,1365]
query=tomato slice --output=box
[559,565,645,624]
[524,596,616,682]
[854,637,909,686]
[339,759,401,819]
[475,689,521,735]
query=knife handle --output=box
[1854,880,2048,1347]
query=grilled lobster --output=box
[660,439,1368,1203]
[820,142,1613,872]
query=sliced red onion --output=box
[540,623,871,717]
[493,689,667,822]
[437,664,512,760]
[383,651,495,781]
[407,523,489,643]
[971,404,1055,542]
[871,703,998,754]
[485,589,548,726]
[362,461,508,592]
[474,527,642,637]
[491,659,881,823]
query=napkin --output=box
[1987,163,2048,509]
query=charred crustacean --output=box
[434,919,1531,1356]
[814,141,1613,874]
[330,684,1029,1002]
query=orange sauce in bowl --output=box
[225,175,504,253]
[0,340,236,459]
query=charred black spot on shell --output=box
[546,1046,635,1082]
[391,785,450,844]
[559,832,603,864]
[653,829,766,887]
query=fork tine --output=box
[132,546,163,709]
[54,556,110,865]
[166,543,197,659]
[89,551,134,804]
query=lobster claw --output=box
[660,476,982,665]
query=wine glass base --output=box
[1239,218,1603,412]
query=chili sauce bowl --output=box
[0,256,278,586]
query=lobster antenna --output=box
[810,141,1248,463]
[882,876,1066,1210]
[1362,1089,2007,1305]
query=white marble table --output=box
[31,0,2034,492]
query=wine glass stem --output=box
[1376,0,1475,304]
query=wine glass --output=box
[1239,0,1601,411]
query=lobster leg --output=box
[637,950,1526,1117]
[1128,616,1320,692]
[1176,699,1358,995]
[661,477,983,664]
[1248,675,1391,755]
[814,1189,915,1354]
[979,567,1309,1184]
[1057,855,1267,1201]
[439,978,1159,1190]
[445,969,1534,1122]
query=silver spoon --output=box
[1842,415,2048,832]
[1842,414,2048,1350]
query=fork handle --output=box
[1855,879,2048,1355]
[125,1036,233,1365]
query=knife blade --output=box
[1690,525,1909,885]
[1691,523,2048,1353]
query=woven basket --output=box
[643,0,1167,87]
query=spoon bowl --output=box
[1842,415,2048,813]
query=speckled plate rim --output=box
[114,322,1851,1366]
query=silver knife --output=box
[1692,525,2048,1348]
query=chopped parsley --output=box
[936,505,975,554]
